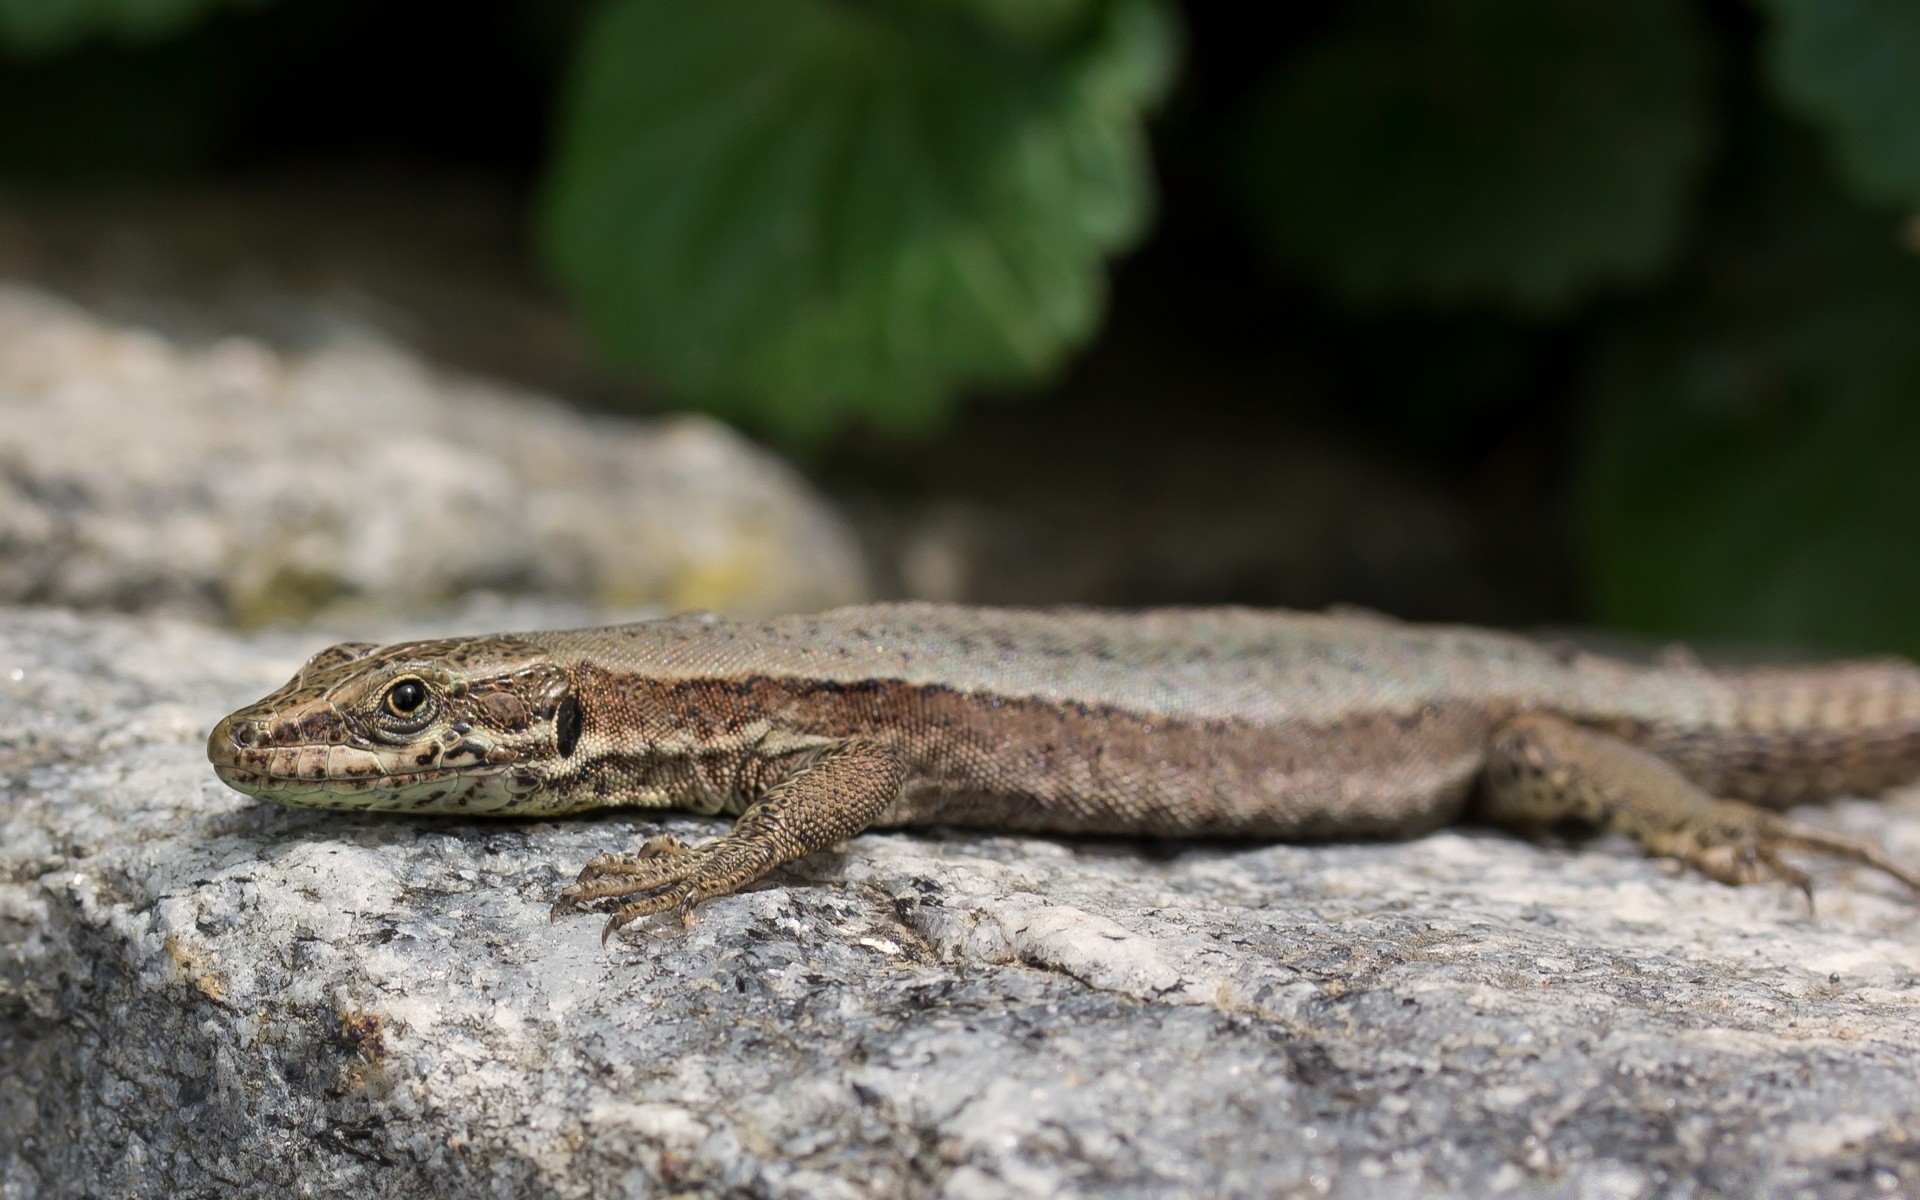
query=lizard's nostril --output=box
[230,720,258,747]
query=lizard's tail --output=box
[1627,658,1920,808]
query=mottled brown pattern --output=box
[566,675,1502,839]
[205,603,1920,933]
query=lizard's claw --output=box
[599,882,700,945]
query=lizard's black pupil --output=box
[387,681,426,715]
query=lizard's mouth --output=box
[209,756,513,815]
[211,761,469,791]
[206,711,510,806]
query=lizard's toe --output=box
[554,853,700,913]
[601,883,701,943]
[553,835,707,920]
[574,835,692,882]
[1676,839,1760,887]
[1678,837,1810,895]
[581,836,787,941]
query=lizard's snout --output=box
[205,705,345,773]
[207,712,246,763]
[206,711,281,778]
[206,711,265,793]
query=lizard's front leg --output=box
[1483,713,1920,899]
[552,737,905,941]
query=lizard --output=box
[205,603,1920,941]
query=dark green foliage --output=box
[0,24,240,172]
[537,0,1177,440]
[1759,0,1920,208]
[0,0,258,54]
[1232,0,1713,312]
[1581,130,1920,655]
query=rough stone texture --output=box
[9,607,1920,1198]
[0,284,866,625]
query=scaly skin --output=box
[207,604,1920,939]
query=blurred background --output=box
[0,0,1915,655]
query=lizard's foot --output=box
[1658,800,1920,902]
[1484,714,1920,907]
[550,839,698,920]
[1665,803,1813,897]
[550,835,785,943]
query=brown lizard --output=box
[206,604,1920,940]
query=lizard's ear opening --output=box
[555,692,582,758]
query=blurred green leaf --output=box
[538,0,1177,440]
[0,0,261,54]
[1758,0,1920,209]
[1581,127,1920,655]
[1234,0,1712,313]
[893,0,1100,49]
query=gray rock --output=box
[0,285,866,626]
[8,605,1920,1198]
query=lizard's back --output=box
[536,603,1595,721]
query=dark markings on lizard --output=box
[205,602,1920,940]
[555,693,582,758]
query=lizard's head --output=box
[207,635,581,814]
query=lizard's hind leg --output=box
[1482,713,1920,899]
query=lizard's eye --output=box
[384,679,429,718]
